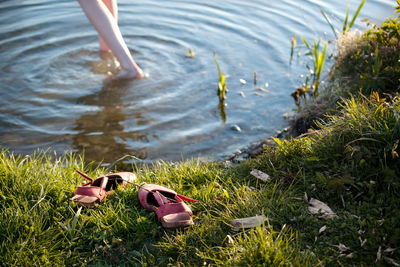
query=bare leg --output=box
[98,0,117,52]
[78,0,144,79]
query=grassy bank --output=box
[1,7,400,267]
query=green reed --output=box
[214,54,228,102]
[321,0,366,39]
[292,0,366,105]
[301,38,328,98]
[214,54,228,121]
[290,35,297,64]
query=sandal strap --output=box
[74,176,109,201]
[153,191,167,207]
[176,194,198,203]
[74,186,105,200]
[76,170,94,186]
[156,202,192,220]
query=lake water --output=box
[0,0,394,163]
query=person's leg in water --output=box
[98,0,116,54]
[78,0,144,80]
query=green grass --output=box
[0,152,313,266]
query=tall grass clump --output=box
[253,93,400,264]
[292,0,367,107]
[321,0,366,39]
[290,4,400,135]
[334,11,400,95]
[279,93,400,198]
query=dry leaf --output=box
[318,225,327,234]
[230,215,268,231]
[250,169,271,183]
[308,198,338,219]
[359,237,367,247]
[346,253,355,258]
[384,247,396,253]
[384,257,400,266]
[335,243,350,252]
[376,246,382,262]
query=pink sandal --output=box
[138,184,198,228]
[70,170,136,207]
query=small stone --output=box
[231,125,242,132]
[232,154,248,164]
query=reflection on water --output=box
[0,0,394,163]
[73,82,149,163]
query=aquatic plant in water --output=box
[214,54,228,101]
[291,38,327,105]
[302,38,328,97]
[321,0,366,39]
[214,54,228,122]
[292,0,365,105]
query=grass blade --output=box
[348,0,366,30]
[321,10,338,39]
[342,8,349,32]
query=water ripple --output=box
[0,0,393,162]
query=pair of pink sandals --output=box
[71,171,197,228]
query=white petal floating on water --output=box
[265,82,269,88]
[250,169,271,183]
[239,78,247,85]
[308,198,338,219]
[230,215,268,231]
[239,91,246,97]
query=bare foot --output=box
[116,68,144,79]
[106,68,145,83]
